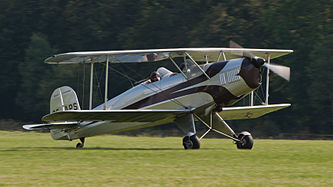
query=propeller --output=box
[229,40,290,81]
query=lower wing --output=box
[42,109,192,123]
[220,103,291,120]
[23,104,289,131]
[24,109,192,131]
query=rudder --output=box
[50,86,81,113]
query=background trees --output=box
[0,0,331,137]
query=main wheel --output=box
[236,131,253,149]
[183,135,200,149]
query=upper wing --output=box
[220,103,291,120]
[42,109,192,122]
[45,48,293,64]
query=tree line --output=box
[0,0,332,137]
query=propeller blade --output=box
[264,63,290,81]
[229,40,244,48]
[229,40,255,58]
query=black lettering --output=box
[73,103,78,110]
[69,104,73,110]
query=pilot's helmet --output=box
[150,71,161,82]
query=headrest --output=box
[157,67,173,78]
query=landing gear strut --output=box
[183,135,200,149]
[76,137,85,148]
[191,111,254,150]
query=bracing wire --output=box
[256,79,266,104]
[76,64,80,101]
[94,64,104,103]
[82,63,86,109]
[110,67,135,87]
[255,89,264,104]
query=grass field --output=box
[0,131,332,186]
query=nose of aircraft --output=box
[250,57,265,68]
[239,58,262,89]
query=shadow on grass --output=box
[0,146,223,152]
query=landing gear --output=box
[174,113,200,149]
[236,131,253,149]
[176,111,254,150]
[183,135,200,149]
[76,137,85,149]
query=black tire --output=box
[190,135,200,149]
[76,143,83,149]
[183,135,200,149]
[236,132,253,149]
[183,136,193,149]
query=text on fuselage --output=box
[219,67,241,85]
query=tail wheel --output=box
[236,131,253,149]
[76,143,84,148]
[76,137,85,149]
[183,135,200,149]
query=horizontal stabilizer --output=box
[42,109,192,123]
[23,122,79,131]
[220,103,291,120]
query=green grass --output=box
[0,131,332,186]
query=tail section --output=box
[23,86,81,140]
[50,86,81,113]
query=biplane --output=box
[23,42,293,149]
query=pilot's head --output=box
[150,71,161,82]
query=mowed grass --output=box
[0,131,332,186]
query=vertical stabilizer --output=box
[50,86,81,113]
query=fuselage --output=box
[51,58,262,140]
